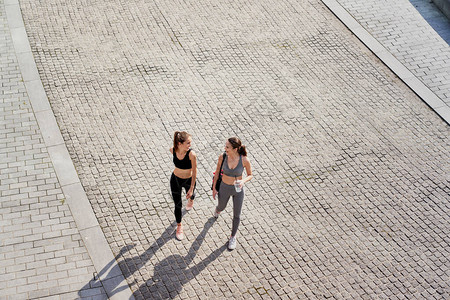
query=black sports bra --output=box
[173,149,192,169]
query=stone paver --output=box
[0,0,107,299]
[3,0,450,299]
[336,0,450,106]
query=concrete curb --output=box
[5,1,135,299]
[321,0,450,125]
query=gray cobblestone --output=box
[0,0,448,299]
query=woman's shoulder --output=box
[242,155,250,163]
[189,149,197,158]
[169,147,174,154]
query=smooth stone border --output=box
[321,0,450,125]
[4,1,135,299]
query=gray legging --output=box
[216,183,244,237]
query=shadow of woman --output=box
[77,216,184,298]
[132,217,227,299]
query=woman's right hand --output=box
[213,188,218,200]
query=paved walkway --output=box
[335,0,450,108]
[1,0,131,299]
[0,1,105,299]
[1,0,449,299]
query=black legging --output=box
[170,173,196,223]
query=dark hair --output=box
[173,131,191,151]
[228,137,247,156]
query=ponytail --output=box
[238,145,247,156]
[228,137,247,156]
[173,131,190,151]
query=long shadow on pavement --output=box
[77,215,226,299]
[133,217,227,299]
[77,218,178,299]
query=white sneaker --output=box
[228,236,237,250]
[213,209,220,219]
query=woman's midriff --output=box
[173,168,193,179]
[222,174,242,185]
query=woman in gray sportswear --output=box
[212,137,253,250]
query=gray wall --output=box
[433,0,450,19]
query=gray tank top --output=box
[222,155,244,177]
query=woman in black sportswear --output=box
[170,131,197,240]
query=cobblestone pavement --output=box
[336,0,450,106]
[13,0,450,299]
[0,0,107,299]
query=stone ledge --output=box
[321,0,450,125]
[5,1,135,299]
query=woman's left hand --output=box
[186,189,194,199]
